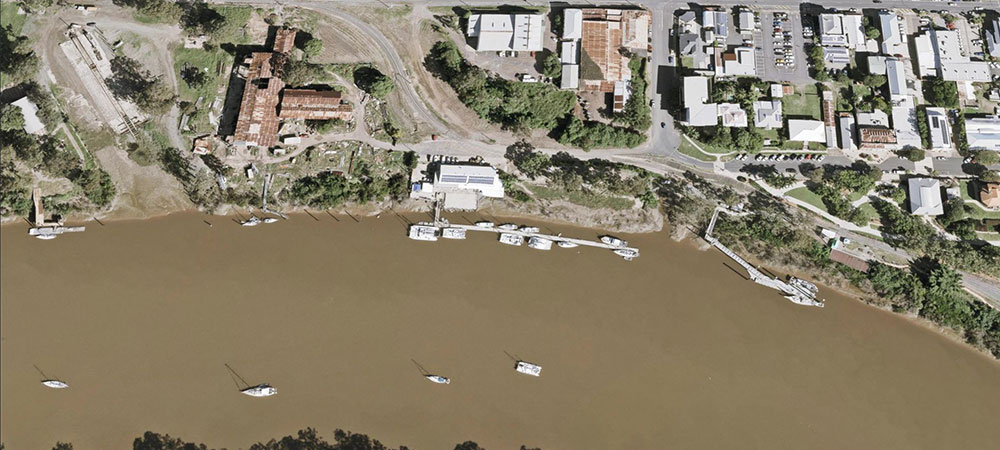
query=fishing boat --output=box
[499,233,524,246]
[557,240,578,248]
[600,235,627,247]
[614,248,639,261]
[441,227,467,239]
[519,226,540,233]
[515,361,542,377]
[425,375,451,384]
[527,236,553,250]
[262,217,278,224]
[498,223,518,230]
[241,384,277,397]
[241,216,261,227]
[41,380,69,389]
[474,221,494,228]
[408,223,439,241]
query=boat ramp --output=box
[705,208,823,307]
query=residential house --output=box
[787,119,826,143]
[908,177,944,216]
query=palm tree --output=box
[929,265,962,298]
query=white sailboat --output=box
[614,248,639,261]
[600,235,627,247]
[474,221,494,228]
[498,223,518,230]
[35,234,57,240]
[557,240,578,248]
[41,380,69,389]
[241,216,261,227]
[262,217,278,224]
[240,384,277,397]
[425,375,451,384]
[519,226,540,233]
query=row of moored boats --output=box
[409,221,639,260]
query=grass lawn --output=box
[782,83,821,120]
[208,6,254,44]
[676,138,716,162]
[966,203,1000,220]
[1,2,26,35]
[859,203,878,223]
[682,134,733,154]
[173,47,231,102]
[787,187,826,210]
[528,185,634,211]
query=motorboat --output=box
[41,380,69,389]
[408,223,439,241]
[600,235,626,247]
[499,233,524,246]
[35,234,57,240]
[241,384,277,397]
[262,217,278,224]
[557,240,578,248]
[474,221,494,228]
[527,236,552,250]
[614,248,639,261]
[241,216,261,227]
[515,361,542,377]
[519,226,540,233]
[788,277,819,294]
[441,227,467,239]
[498,223,518,230]
[785,294,826,308]
[425,375,451,384]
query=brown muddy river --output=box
[2,212,999,449]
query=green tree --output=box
[1,25,41,87]
[303,38,323,61]
[504,140,550,179]
[105,56,176,114]
[353,66,395,100]
[733,127,763,153]
[923,78,959,108]
[0,104,25,132]
[541,52,561,79]
[897,147,925,161]
[975,150,999,166]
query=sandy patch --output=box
[93,146,193,220]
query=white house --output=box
[839,115,857,150]
[787,120,826,143]
[12,97,46,135]
[683,76,718,127]
[879,11,908,56]
[925,107,952,150]
[754,100,782,130]
[908,177,944,216]
[467,14,545,51]
[719,103,748,127]
[965,117,1000,150]
[563,9,583,40]
[715,47,755,76]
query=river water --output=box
[2,212,999,449]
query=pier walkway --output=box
[443,221,641,253]
[705,208,823,307]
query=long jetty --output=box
[705,208,823,307]
[442,221,640,253]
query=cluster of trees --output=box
[504,141,655,204]
[1,21,40,88]
[738,164,796,188]
[616,56,651,131]
[287,160,408,208]
[923,78,959,108]
[113,0,182,23]
[802,162,881,225]
[540,51,561,79]
[42,428,539,450]
[425,40,645,149]
[353,66,395,100]
[106,56,176,115]
[915,107,931,149]
[806,45,829,81]
[871,198,1000,275]
[689,124,764,153]
[955,111,970,155]
[1,126,116,215]
[896,147,926,162]
[939,197,979,240]
[865,260,1000,357]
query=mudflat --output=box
[2,212,999,449]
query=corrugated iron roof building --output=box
[279,89,353,121]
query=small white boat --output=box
[425,375,451,384]
[441,227,467,239]
[499,233,524,246]
[527,236,552,250]
[614,248,639,261]
[515,361,542,377]
[600,235,626,247]
[408,223,439,241]
[42,380,69,389]
[262,217,278,224]
[241,384,277,397]
[241,216,261,227]
[35,234,57,240]
[557,240,578,248]
[519,226,540,233]
[498,223,518,230]
[474,221,494,228]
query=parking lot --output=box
[755,8,811,84]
